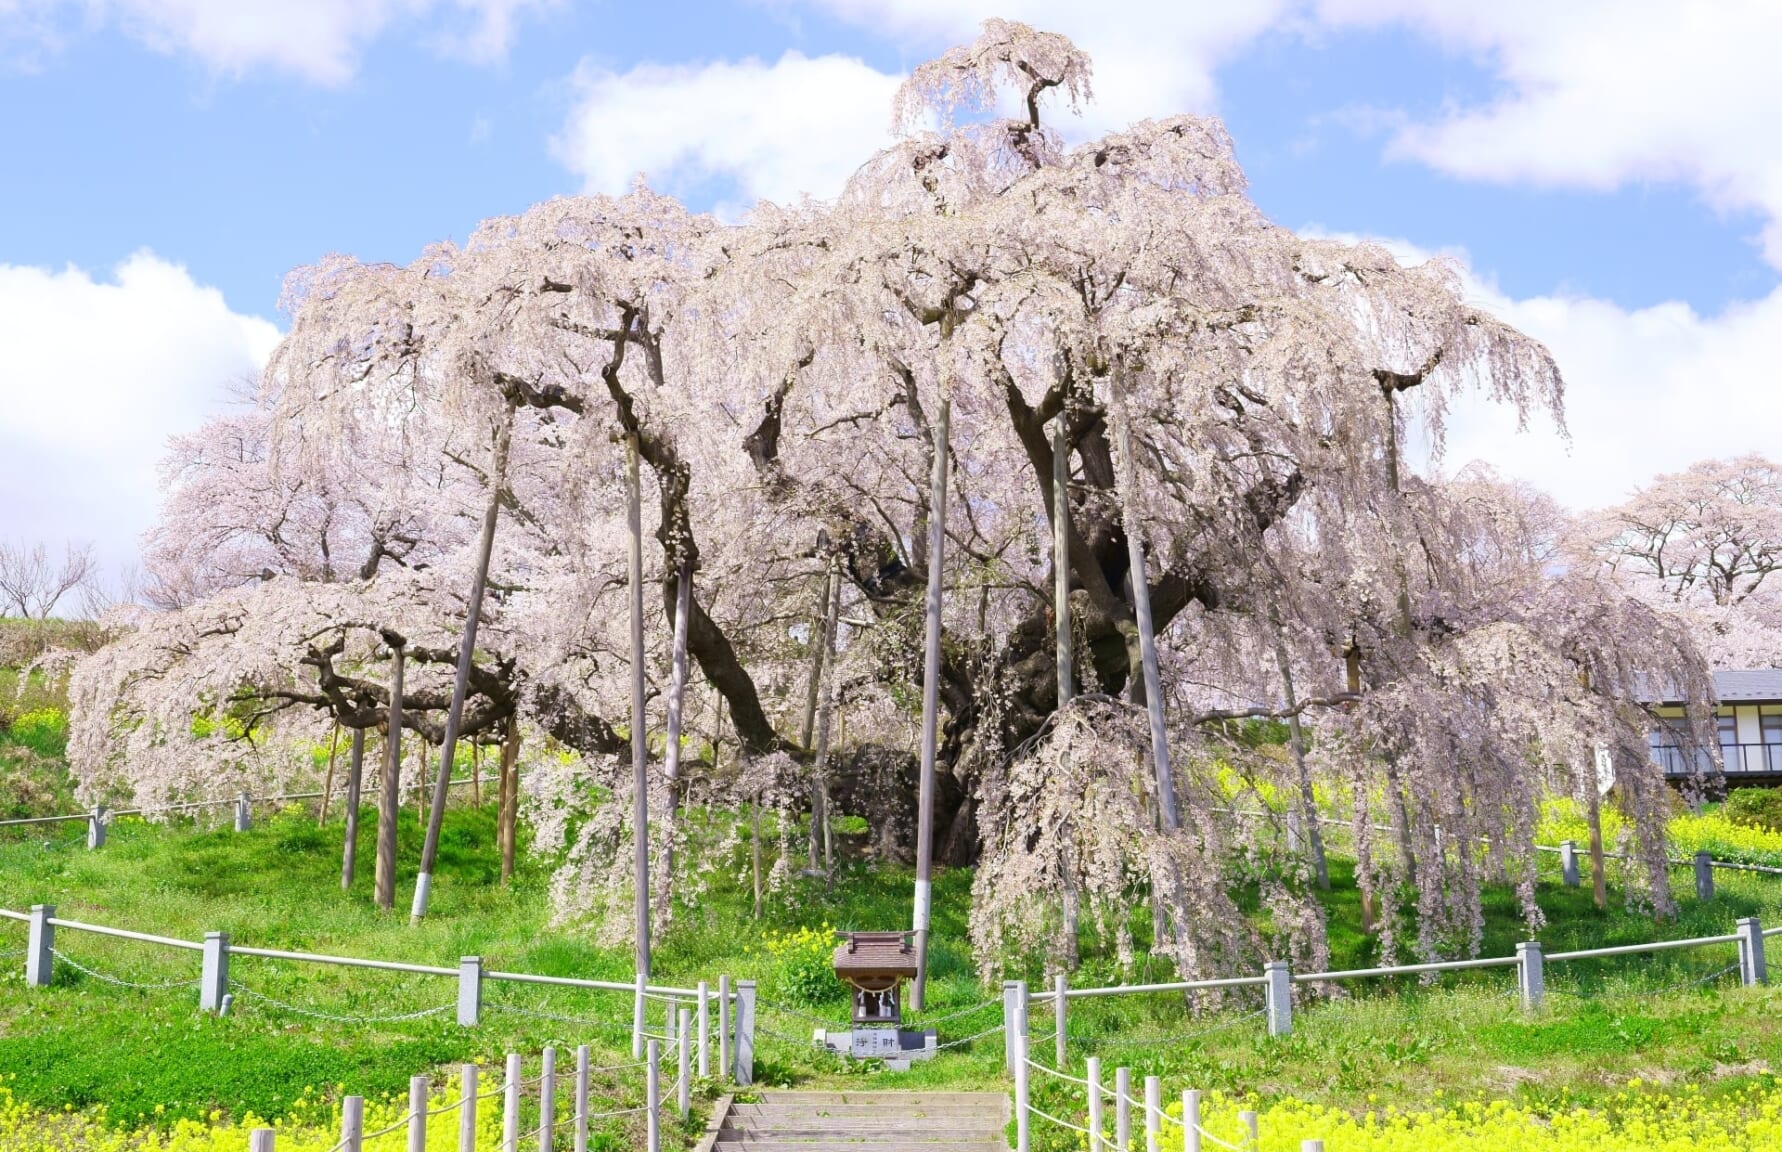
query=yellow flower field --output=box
[1151,1083,1782,1152]
[0,1077,639,1152]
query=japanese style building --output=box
[1649,669,1782,785]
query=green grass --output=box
[1,795,1782,1148]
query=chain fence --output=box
[50,948,199,990]
[228,980,456,1024]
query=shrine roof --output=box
[833,931,918,980]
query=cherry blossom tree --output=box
[67,19,1717,979]
[1581,455,1782,668]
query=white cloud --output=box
[1316,0,1782,266]
[1438,282,1782,510]
[2,0,556,83]
[0,252,279,574]
[1324,234,1782,510]
[783,0,1782,265]
[553,51,901,208]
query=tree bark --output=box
[375,641,405,911]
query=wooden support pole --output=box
[662,561,692,894]
[341,727,365,889]
[497,715,519,885]
[375,639,406,911]
[1273,631,1327,889]
[627,435,652,980]
[319,722,340,825]
[1051,418,1073,707]
[913,397,949,1010]
[813,553,841,877]
[415,405,513,923]
[1112,378,1178,830]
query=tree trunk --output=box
[415,402,515,923]
[913,396,949,1011]
[626,434,652,980]
[498,714,519,886]
[375,643,405,911]
[341,726,365,890]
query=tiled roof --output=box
[1642,669,1782,705]
[1714,669,1782,702]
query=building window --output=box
[1720,716,1744,771]
[1763,715,1782,745]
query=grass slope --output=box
[1,801,1781,1148]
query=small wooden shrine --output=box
[816,930,936,1068]
[833,930,918,1025]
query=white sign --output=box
[1594,744,1615,796]
[850,1028,903,1059]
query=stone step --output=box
[707,1090,1011,1150]
[713,1143,1009,1152]
[723,1134,1005,1141]
[757,1091,1005,1106]
[730,1104,1005,1120]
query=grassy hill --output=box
[3,796,1782,1149]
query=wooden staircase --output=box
[708,1090,1010,1151]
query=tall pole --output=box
[813,555,842,877]
[1273,632,1328,889]
[414,406,514,923]
[497,714,519,886]
[627,435,652,980]
[375,637,406,910]
[805,539,838,871]
[913,397,949,1010]
[341,726,365,890]
[1051,419,1073,708]
[1113,379,1179,831]
[661,561,692,900]
[319,722,341,825]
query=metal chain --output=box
[755,1024,820,1046]
[759,999,847,1030]
[1646,961,1742,998]
[229,981,455,1023]
[51,948,199,990]
[1081,1008,1267,1050]
[912,997,1001,1027]
[935,1022,1005,1051]
[483,1001,625,1032]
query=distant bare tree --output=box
[0,541,98,619]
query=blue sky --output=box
[3,0,1780,580]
